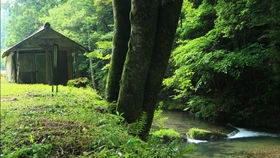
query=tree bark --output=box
[105,0,131,102]
[109,0,183,140]
[117,0,160,123]
[140,0,183,140]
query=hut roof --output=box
[2,22,89,58]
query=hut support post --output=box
[45,49,47,84]
[16,50,19,83]
[53,45,58,93]
[73,53,76,78]
[67,51,73,80]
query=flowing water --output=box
[159,111,280,158]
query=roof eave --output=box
[1,23,89,58]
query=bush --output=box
[67,77,89,88]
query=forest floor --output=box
[0,77,189,158]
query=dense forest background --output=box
[163,0,280,130]
[2,0,280,131]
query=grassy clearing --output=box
[0,78,188,158]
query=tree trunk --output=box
[117,0,160,123]
[105,0,131,102]
[140,0,183,140]
[88,33,96,89]
[89,59,96,89]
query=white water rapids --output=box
[227,127,279,139]
[187,127,280,144]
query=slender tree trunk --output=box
[106,0,131,102]
[140,0,183,140]
[117,0,160,123]
[88,32,96,89]
[89,59,96,89]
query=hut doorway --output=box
[35,54,46,83]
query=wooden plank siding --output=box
[1,23,89,84]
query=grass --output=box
[0,77,188,158]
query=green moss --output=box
[153,129,181,140]
[187,128,211,140]
[187,128,226,140]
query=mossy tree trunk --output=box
[105,0,131,102]
[117,0,160,123]
[107,0,182,139]
[140,0,183,140]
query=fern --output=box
[128,112,147,135]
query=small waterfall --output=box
[227,127,279,139]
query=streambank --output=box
[157,111,280,157]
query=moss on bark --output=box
[117,0,160,123]
[109,0,183,140]
[105,0,131,102]
[140,0,183,140]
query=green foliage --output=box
[40,0,113,46]
[3,0,65,48]
[128,112,147,136]
[164,0,280,129]
[67,77,89,88]
[152,109,169,128]
[187,96,217,119]
[5,144,52,158]
[177,0,216,40]
[86,39,112,94]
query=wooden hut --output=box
[1,22,88,85]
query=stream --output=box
[159,111,280,158]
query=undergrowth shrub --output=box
[4,144,52,158]
[67,77,89,88]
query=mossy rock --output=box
[153,129,181,140]
[187,128,226,141]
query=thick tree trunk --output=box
[117,0,160,123]
[105,0,131,102]
[140,0,183,140]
